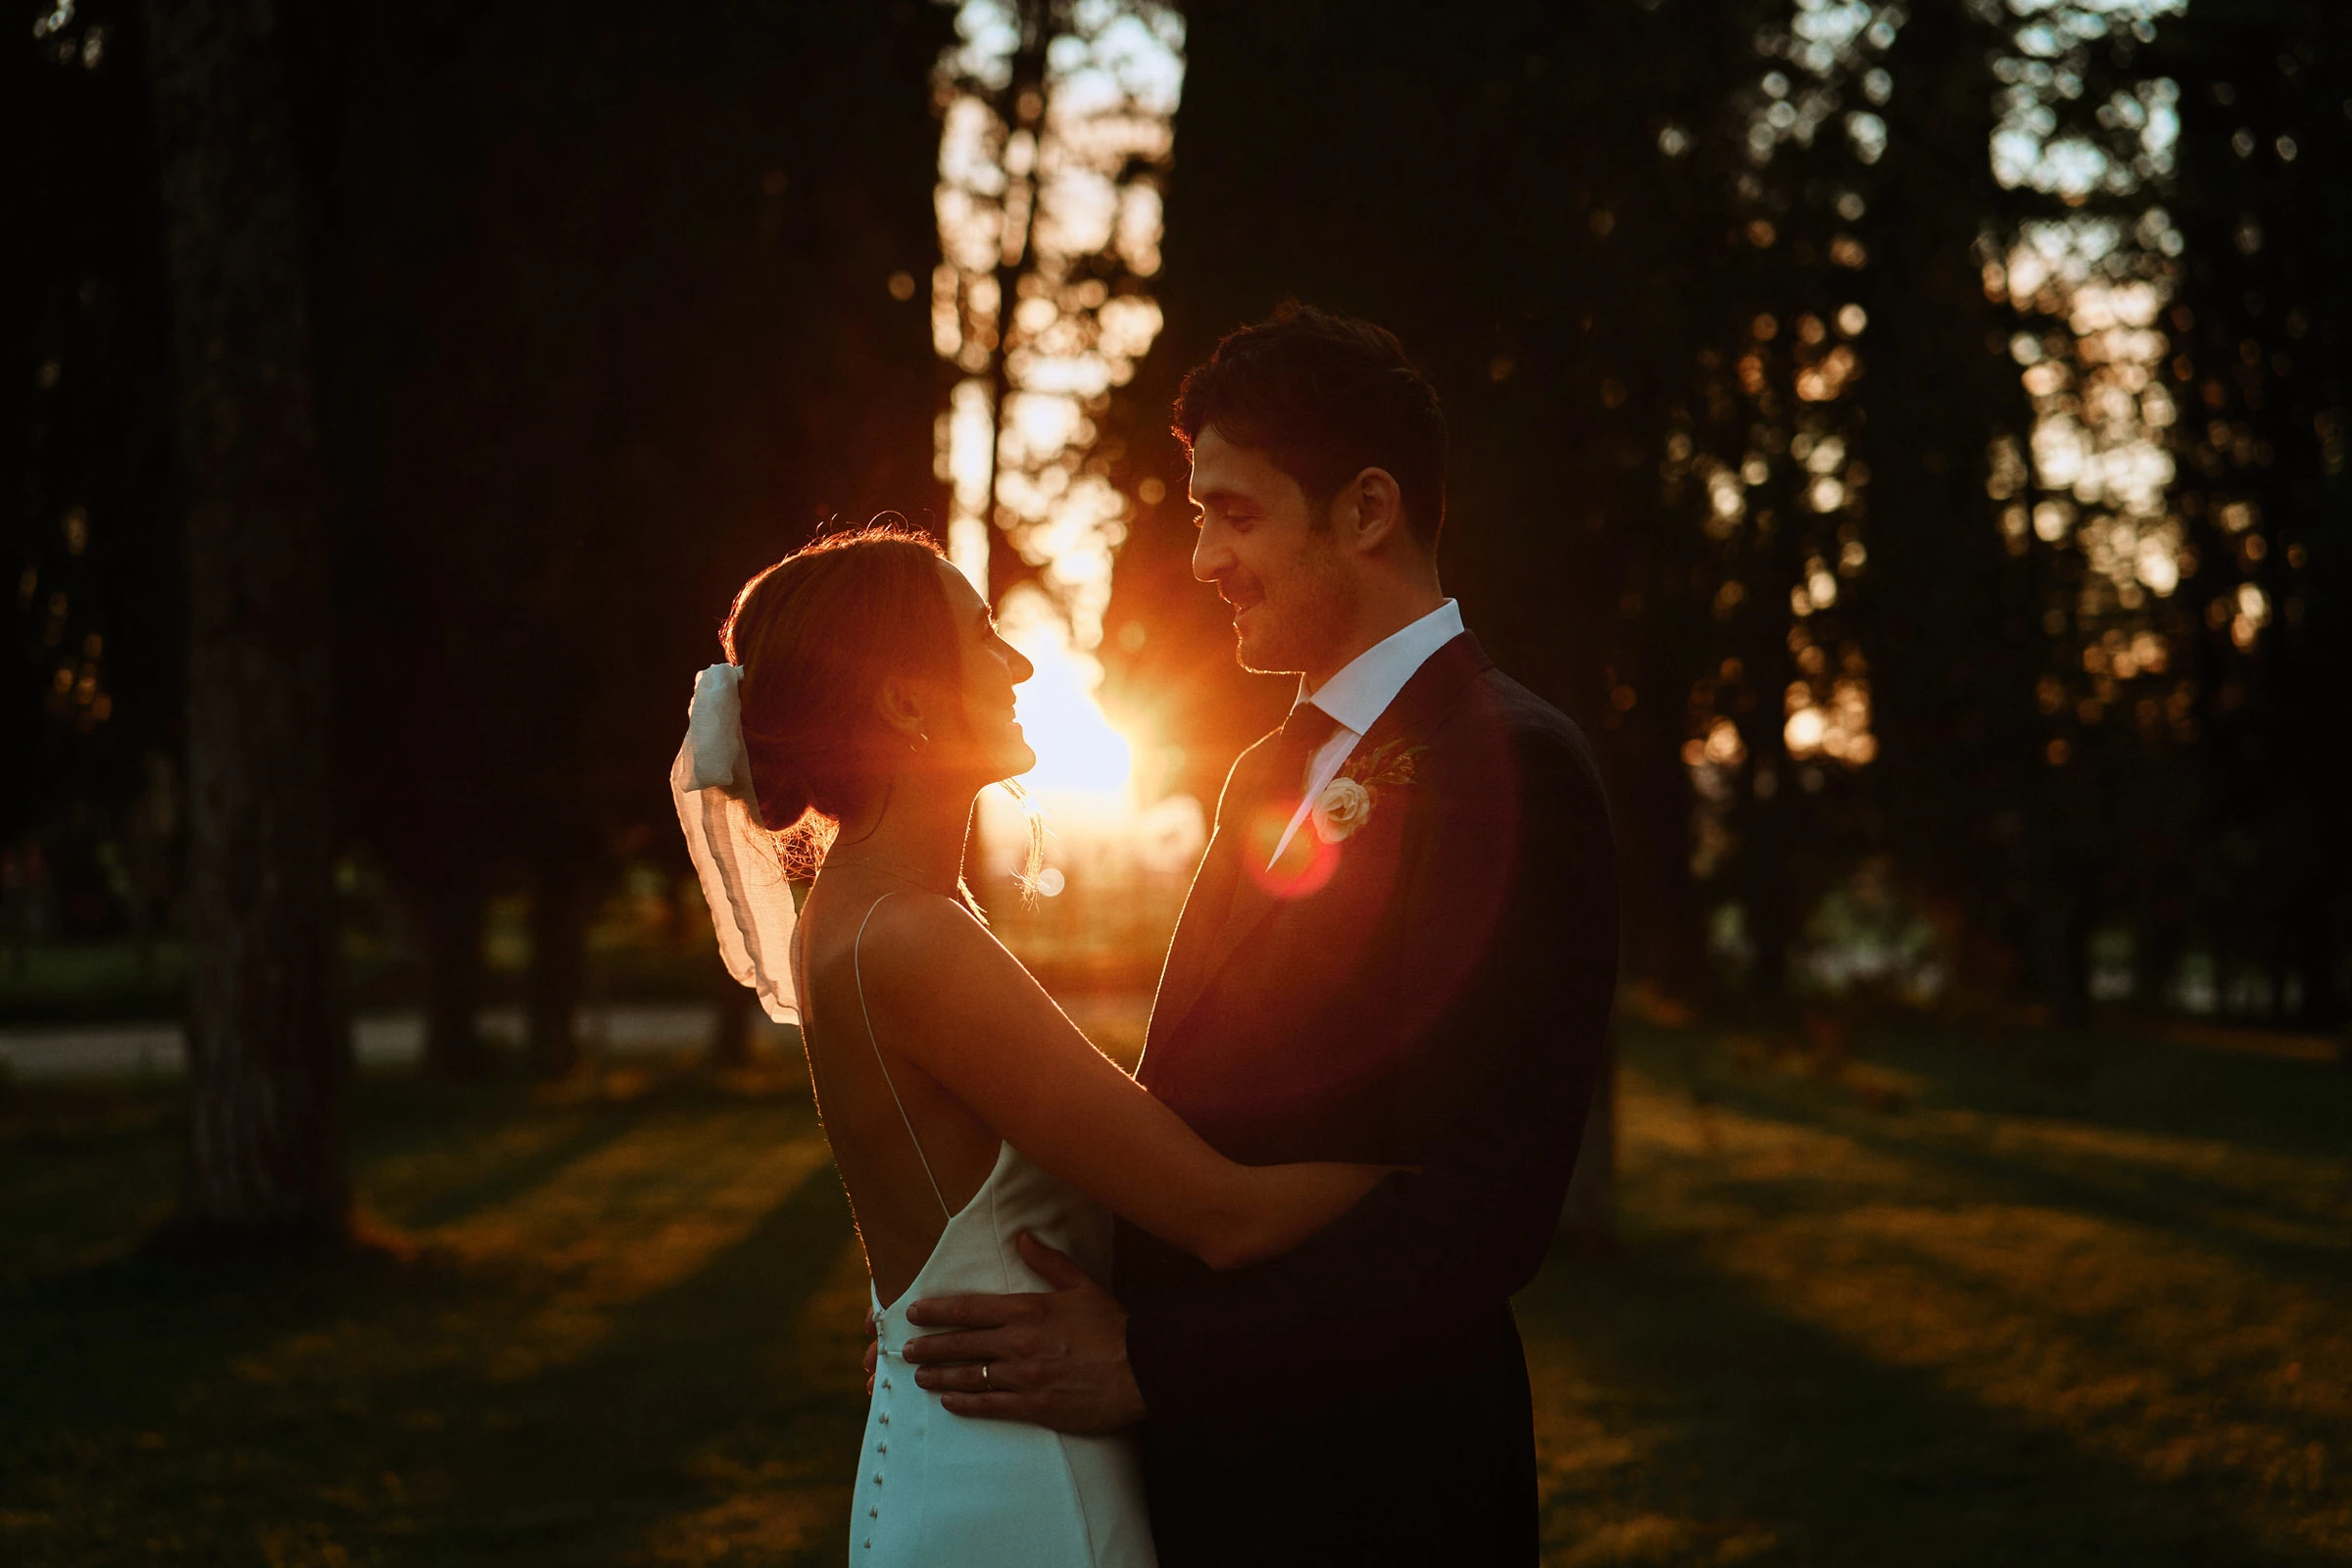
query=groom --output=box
[901,304,1618,1563]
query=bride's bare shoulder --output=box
[809,886,1007,991]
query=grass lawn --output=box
[2,1020,2345,1565]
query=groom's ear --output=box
[1331,466,1407,555]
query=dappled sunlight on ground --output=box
[1521,1027,2351,1563]
[1723,1200,2341,1516]
[417,1110,834,1378]
[4,1024,2346,1565]
[1,1069,866,1565]
[639,1241,870,1566]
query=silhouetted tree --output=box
[7,3,181,957]
[144,0,346,1246]
[16,0,2341,1083]
[315,0,951,1077]
[2156,0,2350,1030]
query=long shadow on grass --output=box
[1662,1019,2352,1166]
[1521,1235,2325,1568]
[1945,1024,2352,1166]
[390,1101,653,1233]
[0,1087,684,1437]
[0,1081,856,1568]
[378,1144,862,1564]
[1652,1043,2352,1295]
[1629,1026,2351,1242]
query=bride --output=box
[671,523,1389,1566]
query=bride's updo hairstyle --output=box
[719,521,962,874]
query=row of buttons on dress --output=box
[866,1306,894,1551]
[864,1382,892,1548]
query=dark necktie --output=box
[1171,704,1345,1018]
[1267,701,1344,808]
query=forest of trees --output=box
[1096,0,2346,1032]
[5,0,2342,1244]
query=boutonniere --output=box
[1311,738,1425,843]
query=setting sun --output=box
[998,584,1133,805]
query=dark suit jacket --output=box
[1114,631,1619,1566]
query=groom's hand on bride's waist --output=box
[900,1231,1146,1433]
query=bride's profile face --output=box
[933,559,1038,783]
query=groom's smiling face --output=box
[1189,426,1355,677]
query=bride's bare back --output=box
[794,869,1394,1308]
[795,873,1005,1305]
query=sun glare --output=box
[974,582,1206,906]
[999,584,1133,807]
[930,2,1204,922]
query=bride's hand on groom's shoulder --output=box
[899,1231,1147,1434]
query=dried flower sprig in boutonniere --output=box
[1310,738,1425,844]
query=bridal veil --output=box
[670,662,801,1024]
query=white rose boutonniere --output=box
[1310,776,1374,842]
[1309,738,1426,844]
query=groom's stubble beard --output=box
[1235,524,1356,677]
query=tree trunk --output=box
[2134,910,2183,1014]
[419,870,491,1079]
[708,957,754,1071]
[145,0,347,1247]
[526,856,588,1080]
[1559,1028,1617,1250]
[2034,878,2096,1030]
[1615,730,1706,1010]
[2286,868,2344,1034]
[1739,785,1801,1023]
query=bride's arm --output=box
[854,895,1386,1271]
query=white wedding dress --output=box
[823,899,1156,1567]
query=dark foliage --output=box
[8,0,2343,1039]
[1099,0,2345,1027]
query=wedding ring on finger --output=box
[980,1363,991,1387]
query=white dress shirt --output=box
[1266,599,1465,867]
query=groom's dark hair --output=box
[1171,303,1447,550]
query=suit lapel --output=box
[1150,632,1496,1054]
